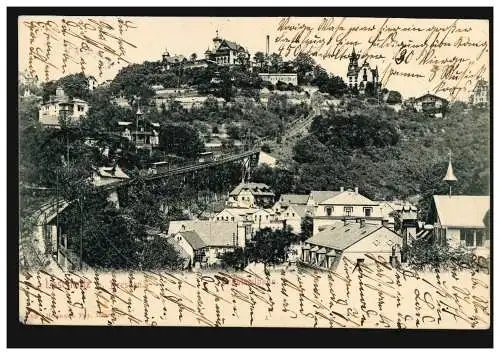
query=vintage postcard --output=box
[12,8,492,345]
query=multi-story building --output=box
[308,187,382,235]
[412,93,448,117]
[346,46,379,95]
[167,220,248,267]
[470,79,489,106]
[38,87,89,127]
[302,219,403,270]
[227,182,275,209]
[204,31,250,67]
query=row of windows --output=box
[460,229,488,247]
[323,206,371,217]
[216,216,235,221]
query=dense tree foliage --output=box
[159,122,205,158]
[246,226,297,265]
[42,73,91,101]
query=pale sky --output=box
[19,16,490,101]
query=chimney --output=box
[266,35,270,57]
[360,219,366,228]
[354,187,359,194]
[340,186,344,192]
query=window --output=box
[216,217,219,221]
[292,213,295,217]
[476,231,484,247]
[344,207,353,216]
[460,229,475,247]
[325,207,332,216]
[231,217,235,222]
[78,105,84,112]
[364,207,372,217]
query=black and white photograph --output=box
[7,6,493,348]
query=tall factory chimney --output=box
[266,35,270,57]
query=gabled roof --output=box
[287,204,313,218]
[433,195,490,228]
[320,190,378,206]
[279,194,309,205]
[415,93,448,103]
[229,182,274,197]
[217,208,258,218]
[218,39,247,52]
[170,220,239,249]
[306,221,396,251]
[309,191,342,204]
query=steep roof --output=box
[179,231,206,249]
[219,39,247,52]
[309,191,342,204]
[306,221,383,250]
[320,190,378,206]
[288,204,314,218]
[229,182,275,197]
[279,194,309,205]
[433,195,490,228]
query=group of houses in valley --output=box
[162,154,490,271]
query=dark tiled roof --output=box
[229,182,274,197]
[306,221,381,251]
[179,231,206,250]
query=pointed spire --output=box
[443,150,457,197]
[443,150,457,183]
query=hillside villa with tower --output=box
[346,46,380,95]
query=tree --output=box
[190,53,198,61]
[253,51,266,70]
[300,215,313,241]
[159,122,204,158]
[386,90,402,104]
[246,227,296,265]
[292,53,316,85]
[261,143,272,153]
[220,247,246,270]
[269,53,283,73]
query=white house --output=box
[273,194,309,214]
[310,187,382,235]
[38,87,89,127]
[213,207,258,223]
[168,221,247,267]
[429,195,490,257]
[302,220,403,270]
[227,182,275,208]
